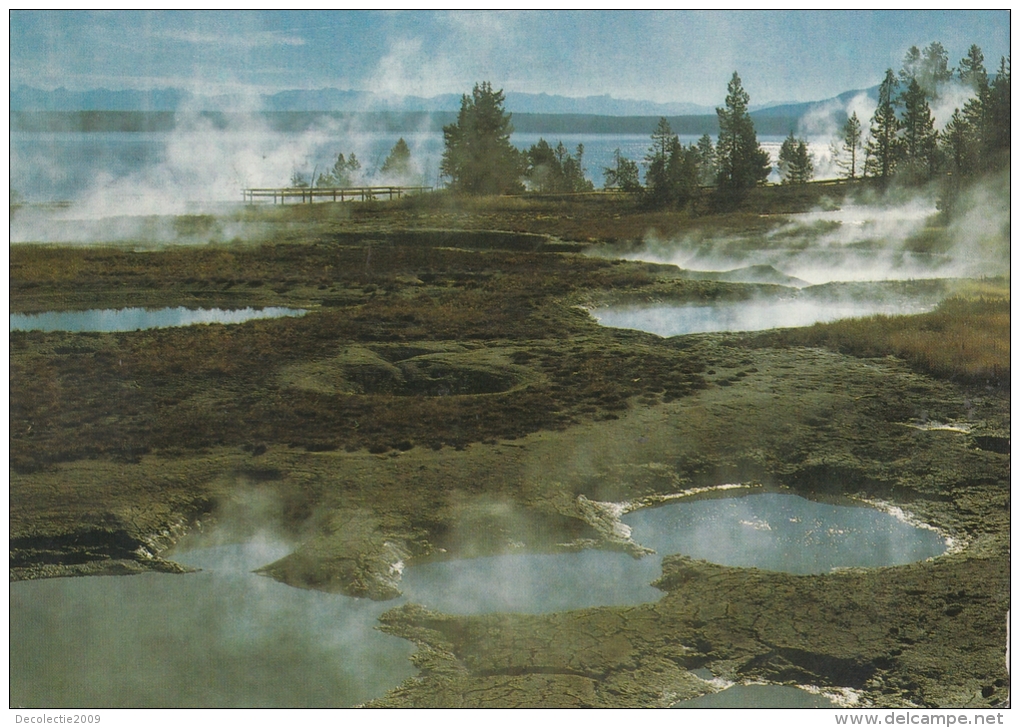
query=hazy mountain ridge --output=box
[11,84,875,118]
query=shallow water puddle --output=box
[592,299,934,336]
[10,494,947,706]
[9,306,306,332]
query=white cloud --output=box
[153,28,306,48]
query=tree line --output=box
[831,41,1009,196]
[301,42,1008,205]
[441,74,778,206]
[289,137,417,188]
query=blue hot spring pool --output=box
[591,299,935,336]
[9,493,947,707]
[9,306,306,332]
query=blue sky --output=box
[10,10,1011,106]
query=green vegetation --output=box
[441,82,524,195]
[524,139,593,193]
[777,132,814,184]
[315,152,362,187]
[715,72,772,194]
[866,69,901,182]
[831,112,863,180]
[640,118,697,209]
[602,148,641,192]
[380,138,413,179]
[858,41,1010,195]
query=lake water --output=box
[10,493,945,707]
[9,306,307,332]
[592,299,936,336]
[11,129,823,206]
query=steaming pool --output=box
[10,493,947,707]
[591,298,936,337]
[9,306,307,333]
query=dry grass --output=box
[765,296,1010,387]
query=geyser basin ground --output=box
[9,196,1009,708]
[9,306,307,332]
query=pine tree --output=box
[920,42,952,99]
[525,138,559,192]
[983,56,1010,165]
[942,108,978,179]
[526,139,592,193]
[603,149,641,192]
[795,140,814,183]
[560,143,593,193]
[899,46,922,87]
[380,138,413,179]
[778,133,813,184]
[330,152,361,186]
[667,140,700,205]
[441,82,524,195]
[900,78,939,182]
[715,72,771,192]
[694,134,717,185]
[644,117,676,203]
[958,44,988,93]
[865,69,901,182]
[831,112,863,180]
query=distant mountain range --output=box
[10,84,877,119]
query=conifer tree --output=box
[441,82,524,194]
[899,78,939,182]
[694,134,718,185]
[778,133,813,184]
[865,69,901,182]
[380,138,413,179]
[525,139,592,193]
[602,149,641,192]
[715,72,771,192]
[644,117,676,203]
[958,44,988,93]
[831,112,863,180]
[983,56,1011,164]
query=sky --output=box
[9,10,1012,107]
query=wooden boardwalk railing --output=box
[242,186,434,204]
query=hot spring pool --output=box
[9,539,416,708]
[10,493,947,707]
[398,492,948,614]
[9,306,307,332]
[591,299,935,336]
